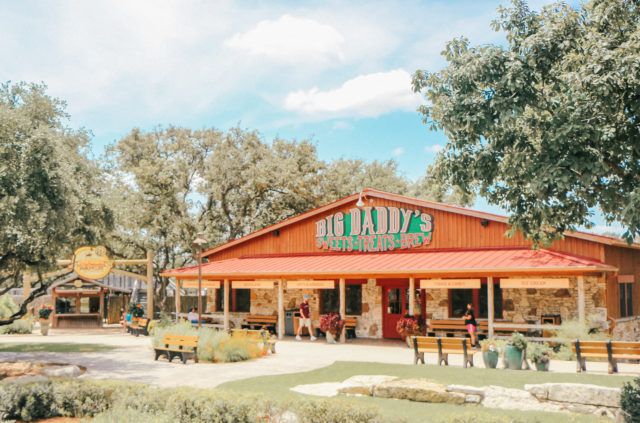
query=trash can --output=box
[285,309,298,336]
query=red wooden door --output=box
[382,288,405,338]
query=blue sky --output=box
[0,0,622,234]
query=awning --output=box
[161,247,617,280]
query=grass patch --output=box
[219,361,633,423]
[0,343,117,353]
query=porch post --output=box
[339,278,346,343]
[175,279,181,322]
[99,291,104,327]
[278,279,284,340]
[577,276,585,326]
[408,277,415,316]
[146,251,154,319]
[487,276,494,339]
[223,279,230,331]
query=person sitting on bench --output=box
[187,307,198,323]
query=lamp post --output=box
[192,232,206,328]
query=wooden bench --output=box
[241,315,278,334]
[230,328,277,354]
[428,319,534,338]
[128,318,150,337]
[573,340,640,374]
[412,336,475,368]
[154,334,199,364]
[344,317,357,339]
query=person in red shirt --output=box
[296,295,317,341]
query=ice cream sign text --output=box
[315,207,433,252]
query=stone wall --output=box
[425,289,449,322]
[613,316,640,341]
[501,276,606,323]
[355,279,382,338]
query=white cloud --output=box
[392,147,404,156]
[425,144,444,153]
[224,14,344,63]
[332,121,353,130]
[283,69,423,118]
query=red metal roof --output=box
[161,247,617,279]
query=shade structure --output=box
[161,247,616,280]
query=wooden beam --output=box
[488,276,494,339]
[175,279,181,323]
[339,278,346,344]
[146,251,154,319]
[577,276,585,326]
[278,279,284,340]
[223,279,230,331]
[99,292,104,327]
[115,259,149,266]
[110,268,147,282]
[408,277,415,316]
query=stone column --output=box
[278,279,284,340]
[175,279,181,322]
[223,279,230,331]
[488,276,494,339]
[577,276,585,326]
[339,278,346,343]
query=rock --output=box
[482,386,564,413]
[465,394,482,404]
[524,384,548,400]
[368,324,378,337]
[361,303,370,313]
[555,289,571,298]
[373,379,465,404]
[290,382,342,397]
[279,411,299,423]
[338,375,397,396]
[503,299,515,311]
[446,385,484,397]
[40,365,82,378]
[543,383,620,408]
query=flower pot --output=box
[504,344,523,370]
[326,332,338,344]
[406,335,414,348]
[482,350,499,369]
[535,360,550,371]
[40,319,50,336]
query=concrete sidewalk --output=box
[0,329,637,388]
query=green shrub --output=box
[510,331,527,351]
[83,407,175,423]
[621,378,640,423]
[150,320,196,348]
[551,317,608,361]
[440,411,526,422]
[0,294,19,318]
[0,380,389,423]
[0,316,34,334]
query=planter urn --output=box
[504,344,523,370]
[40,319,50,336]
[535,360,550,371]
[326,332,338,344]
[482,350,499,369]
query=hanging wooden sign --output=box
[232,280,276,289]
[420,279,481,289]
[618,275,635,283]
[180,280,220,289]
[73,246,113,280]
[500,278,570,289]
[287,280,335,289]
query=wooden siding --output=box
[604,246,640,319]
[208,198,604,262]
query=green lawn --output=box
[0,343,117,353]
[219,361,634,423]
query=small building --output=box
[162,189,640,341]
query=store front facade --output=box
[162,189,640,341]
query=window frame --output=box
[448,278,503,319]
[319,280,364,315]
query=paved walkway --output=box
[0,329,637,388]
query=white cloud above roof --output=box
[283,69,423,118]
[224,14,344,64]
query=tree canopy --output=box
[413,0,640,246]
[0,82,113,323]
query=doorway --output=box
[381,283,426,339]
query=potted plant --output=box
[396,316,420,348]
[480,339,501,369]
[504,331,527,370]
[528,342,552,371]
[129,303,144,325]
[319,313,345,343]
[38,305,53,336]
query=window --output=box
[216,289,251,312]
[320,284,362,315]
[620,283,633,318]
[56,297,76,314]
[449,280,502,319]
